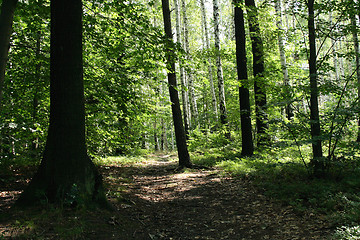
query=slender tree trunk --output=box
[275,0,292,119]
[329,13,340,82]
[245,0,268,145]
[160,83,168,151]
[0,0,18,109]
[154,120,159,151]
[181,0,198,126]
[200,0,218,120]
[174,0,190,137]
[350,2,360,142]
[162,0,192,167]
[31,31,41,155]
[17,0,108,208]
[234,0,254,156]
[213,0,228,128]
[307,0,323,175]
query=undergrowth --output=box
[191,143,360,238]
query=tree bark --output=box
[17,0,108,208]
[245,0,269,145]
[234,0,254,156]
[174,0,190,137]
[307,0,323,174]
[350,2,360,142]
[181,0,198,126]
[200,0,218,120]
[275,0,293,120]
[0,0,18,109]
[213,0,228,128]
[162,0,192,167]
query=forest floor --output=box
[1,153,334,239]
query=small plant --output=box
[332,226,360,240]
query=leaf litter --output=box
[0,154,333,239]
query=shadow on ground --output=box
[0,155,333,239]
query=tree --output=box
[200,0,218,120]
[213,0,229,130]
[181,0,198,126]
[275,0,293,120]
[307,0,323,175]
[161,0,192,167]
[174,0,190,138]
[234,0,254,156]
[349,0,360,142]
[0,0,18,109]
[245,0,268,145]
[17,0,108,207]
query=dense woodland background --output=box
[1,0,360,238]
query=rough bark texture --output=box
[234,1,254,156]
[0,0,18,109]
[162,0,192,168]
[307,0,323,174]
[200,0,218,120]
[17,0,108,208]
[213,0,228,127]
[275,0,293,120]
[245,0,268,145]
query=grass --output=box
[3,146,360,238]
[191,143,360,237]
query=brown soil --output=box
[0,154,333,239]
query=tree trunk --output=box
[17,0,108,208]
[245,0,269,145]
[181,0,198,126]
[213,0,228,129]
[329,13,340,82]
[234,0,254,156]
[31,31,41,155]
[162,0,192,167]
[200,0,218,120]
[308,0,323,175]
[275,0,293,120]
[174,0,190,137]
[154,120,159,151]
[0,0,18,109]
[350,2,360,142]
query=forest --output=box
[0,0,360,238]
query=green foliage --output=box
[333,226,360,240]
[191,144,360,230]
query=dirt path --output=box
[108,155,332,239]
[1,155,333,239]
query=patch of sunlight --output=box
[216,160,256,176]
[332,225,360,239]
[173,172,204,180]
[95,155,146,166]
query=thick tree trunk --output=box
[162,0,192,167]
[275,0,293,120]
[307,0,323,174]
[234,1,254,156]
[200,0,218,120]
[17,0,108,208]
[0,0,18,109]
[213,0,228,128]
[174,0,190,137]
[245,0,269,145]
